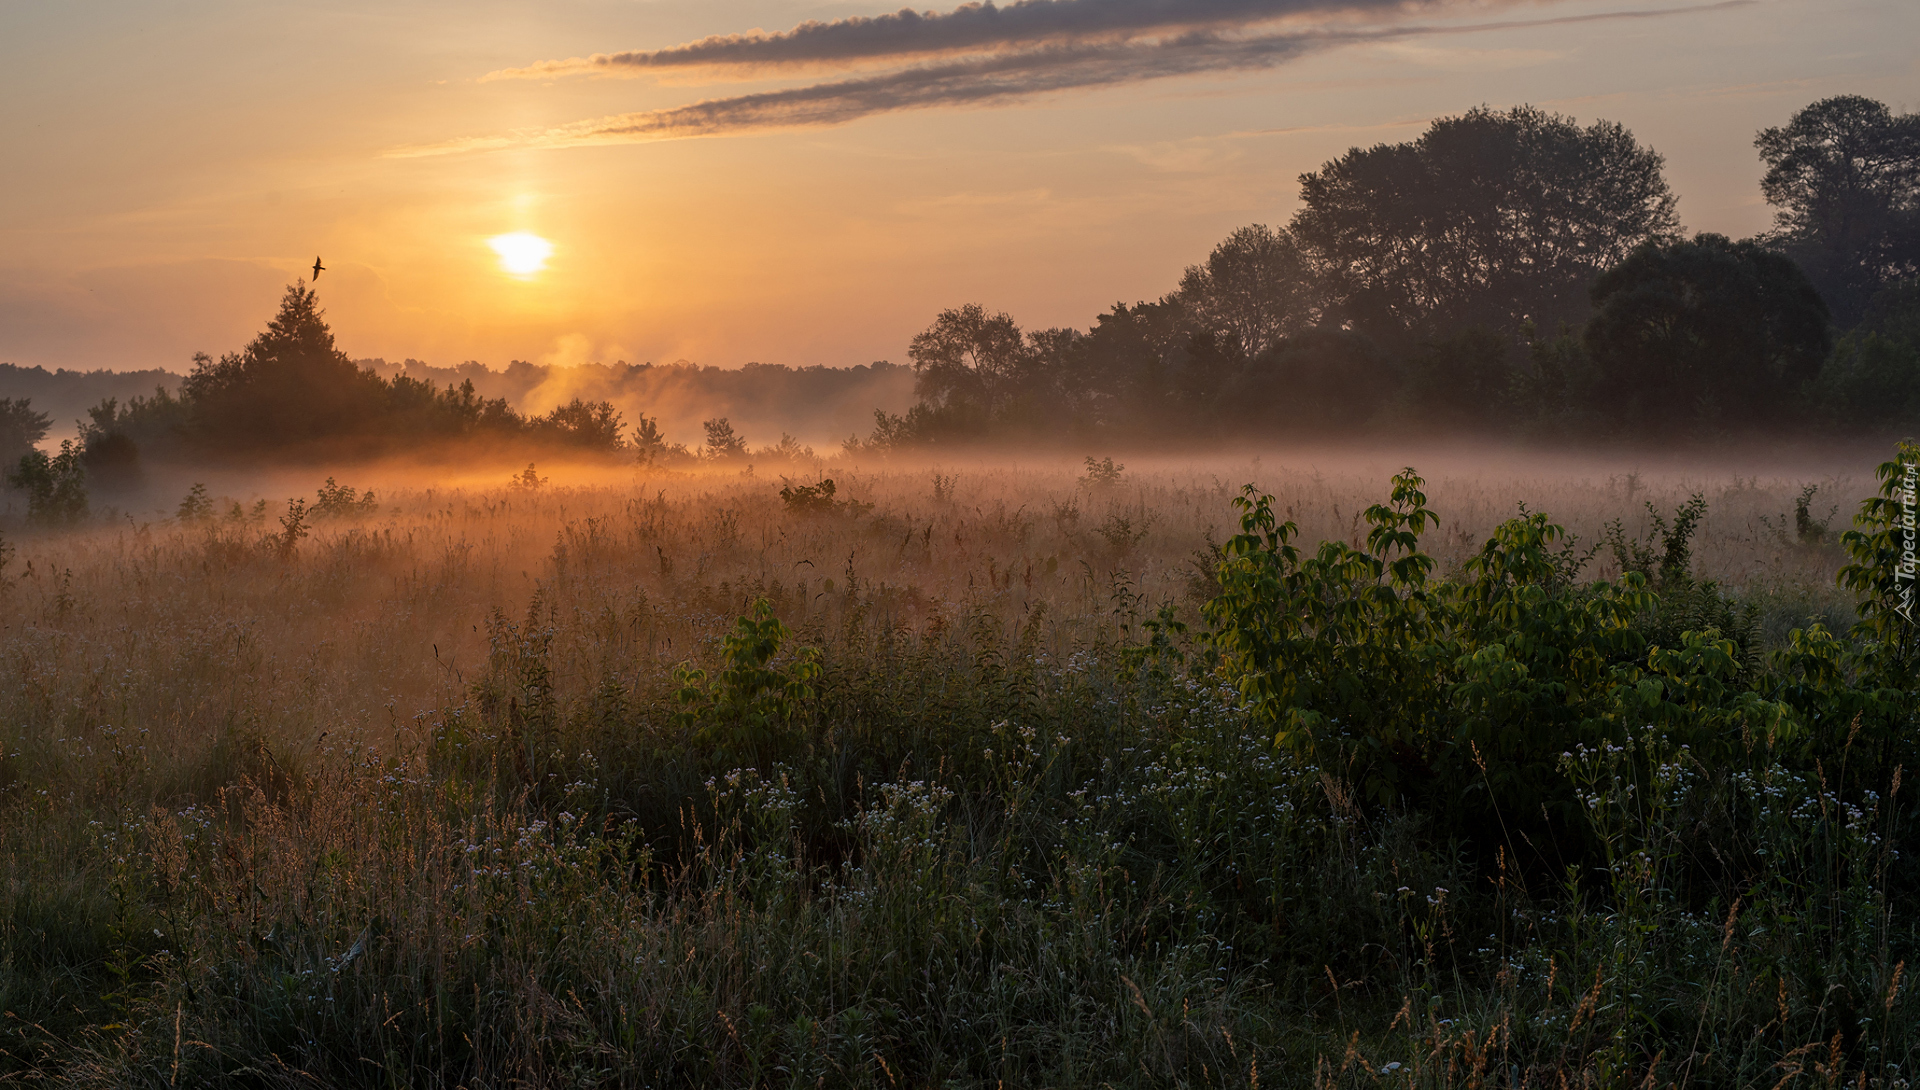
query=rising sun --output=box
[488,232,552,276]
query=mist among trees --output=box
[3,95,1916,496]
[37,283,654,490]
[854,98,1920,452]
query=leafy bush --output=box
[311,476,377,519]
[1081,455,1125,488]
[508,463,547,491]
[5,440,88,526]
[267,497,309,560]
[673,598,821,764]
[1206,466,1910,853]
[175,483,214,522]
[778,477,872,517]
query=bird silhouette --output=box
[312,256,325,280]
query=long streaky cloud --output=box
[399,1,1753,158]
[405,33,1332,157]
[485,0,1435,80]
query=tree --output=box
[1401,327,1513,432]
[181,281,387,449]
[633,414,687,465]
[906,304,1033,427]
[535,398,626,451]
[702,417,748,459]
[1291,105,1681,340]
[1219,328,1392,437]
[1816,279,1920,430]
[1756,95,1920,326]
[1058,299,1202,432]
[0,397,51,469]
[77,398,141,490]
[6,440,88,526]
[1584,234,1831,437]
[1177,225,1314,359]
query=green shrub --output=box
[1206,465,1914,853]
[5,440,88,526]
[674,598,821,765]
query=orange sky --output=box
[1,0,1914,376]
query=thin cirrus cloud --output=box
[483,0,1452,80]
[393,0,1753,158]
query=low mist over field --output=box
[3,0,1919,1083]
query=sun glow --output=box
[488,232,552,276]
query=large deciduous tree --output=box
[906,304,1035,436]
[1584,234,1831,437]
[1178,224,1314,359]
[1756,95,1920,327]
[1291,105,1681,340]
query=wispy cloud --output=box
[482,0,1439,81]
[400,31,1338,157]
[396,0,1753,158]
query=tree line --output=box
[4,94,1914,494]
[1,284,648,507]
[2,284,842,523]
[851,96,1920,450]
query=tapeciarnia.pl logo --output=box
[1898,458,1918,624]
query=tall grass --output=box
[0,457,1907,1086]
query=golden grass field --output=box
[1,445,1905,1087]
[0,448,1862,782]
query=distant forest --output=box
[352,356,911,455]
[852,96,1920,451]
[4,94,1918,487]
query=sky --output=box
[1,0,1915,381]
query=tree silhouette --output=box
[0,397,51,469]
[6,440,88,526]
[1585,234,1831,437]
[702,417,748,459]
[1757,95,1920,326]
[181,281,386,449]
[1292,105,1680,341]
[536,398,626,451]
[76,398,141,490]
[1220,328,1391,436]
[1816,280,1920,429]
[1177,225,1314,359]
[907,304,1034,428]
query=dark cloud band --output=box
[407,31,1333,156]
[485,0,1430,80]
[398,1,1753,157]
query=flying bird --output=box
[312,256,325,280]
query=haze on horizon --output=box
[1,0,1914,376]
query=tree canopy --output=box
[1290,104,1681,340]
[0,397,52,470]
[1757,94,1920,326]
[84,283,636,463]
[1177,225,1312,359]
[906,303,1032,423]
[181,283,387,448]
[1584,234,1831,436]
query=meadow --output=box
[0,448,1911,1087]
